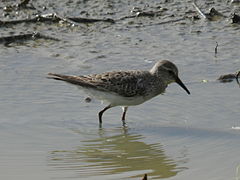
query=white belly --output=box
[81,88,153,107]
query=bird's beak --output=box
[175,76,190,95]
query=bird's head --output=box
[150,60,190,94]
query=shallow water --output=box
[0,1,240,180]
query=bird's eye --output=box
[168,70,174,74]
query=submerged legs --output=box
[98,105,129,126]
[121,106,128,126]
[98,105,111,124]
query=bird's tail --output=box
[47,73,70,81]
[47,73,96,88]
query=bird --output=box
[47,60,190,126]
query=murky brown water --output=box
[0,0,240,180]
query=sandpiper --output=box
[48,60,190,126]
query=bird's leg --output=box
[98,105,111,125]
[121,106,128,126]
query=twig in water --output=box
[54,13,79,26]
[68,17,115,23]
[128,17,185,28]
[192,1,207,19]
[215,42,218,57]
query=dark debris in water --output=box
[68,17,115,24]
[0,13,115,27]
[232,13,240,24]
[3,0,36,12]
[17,0,32,9]
[0,32,59,45]
[192,2,227,21]
[84,97,92,103]
[218,74,236,83]
[1,0,239,33]
[191,1,240,24]
[236,71,240,86]
[217,71,240,87]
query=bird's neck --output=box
[151,71,170,85]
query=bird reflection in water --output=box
[49,128,186,179]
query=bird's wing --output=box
[89,71,150,97]
[48,71,150,97]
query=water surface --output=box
[0,1,240,179]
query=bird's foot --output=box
[122,120,127,127]
[98,122,103,129]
